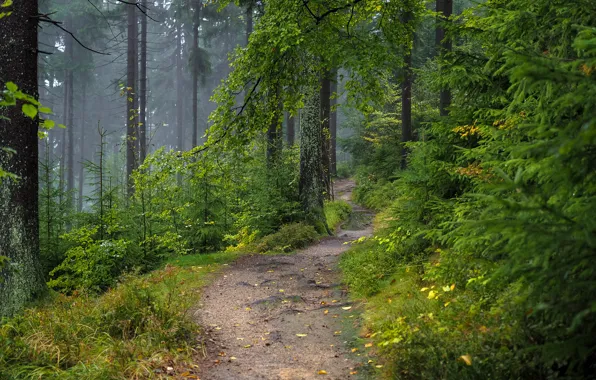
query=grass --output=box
[324,200,352,231]
[0,252,239,379]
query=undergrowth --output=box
[0,253,238,379]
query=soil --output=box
[194,179,373,380]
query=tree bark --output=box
[126,3,138,195]
[139,0,148,162]
[0,0,46,316]
[329,70,338,177]
[436,0,452,117]
[299,82,330,235]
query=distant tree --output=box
[126,3,138,194]
[436,0,452,116]
[0,0,46,316]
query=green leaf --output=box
[42,119,55,129]
[39,106,52,114]
[1,0,13,8]
[22,104,37,119]
[5,81,17,92]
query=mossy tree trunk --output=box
[299,83,330,235]
[0,0,46,316]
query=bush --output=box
[256,222,319,253]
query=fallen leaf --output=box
[318,370,328,375]
[324,309,329,315]
[450,284,456,291]
[375,365,383,368]
[459,354,472,366]
[230,356,237,360]
[332,300,338,303]
[365,343,373,348]
[279,289,285,293]
[420,287,429,292]
[243,345,252,348]
[245,307,252,311]
[342,306,352,310]
[351,348,358,352]
[296,333,308,337]
[350,371,358,375]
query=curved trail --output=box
[195,180,373,380]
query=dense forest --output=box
[0,0,595,378]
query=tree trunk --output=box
[286,111,295,145]
[66,16,75,210]
[176,27,184,151]
[59,67,67,207]
[126,3,138,195]
[266,86,282,164]
[192,0,201,148]
[139,0,148,162]
[329,70,338,177]
[320,72,331,199]
[78,82,86,212]
[0,0,46,316]
[436,0,452,117]
[401,12,414,169]
[299,82,330,235]
[246,4,253,46]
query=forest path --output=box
[195,179,373,380]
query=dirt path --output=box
[195,180,373,380]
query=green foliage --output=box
[0,253,232,379]
[342,0,596,378]
[324,200,351,231]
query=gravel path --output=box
[194,180,373,380]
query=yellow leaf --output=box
[243,345,252,348]
[420,287,429,292]
[332,300,338,303]
[428,290,437,299]
[230,356,237,360]
[296,333,307,337]
[351,348,358,352]
[442,286,451,292]
[318,370,328,375]
[342,306,352,310]
[279,289,285,293]
[324,309,329,315]
[459,355,472,366]
[365,343,373,348]
[375,365,383,368]
[451,284,456,291]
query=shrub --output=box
[256,222,319,253]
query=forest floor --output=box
[194,180,374,380]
